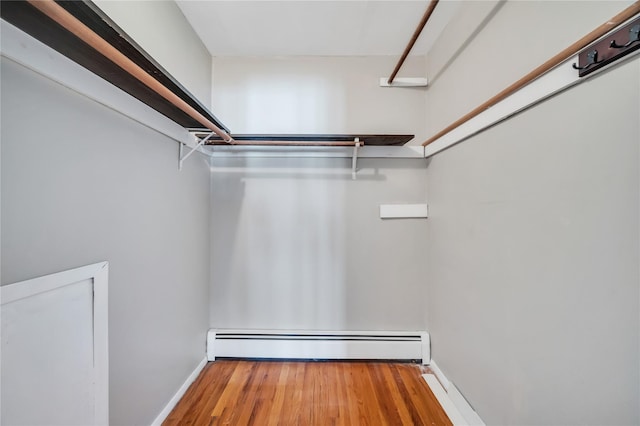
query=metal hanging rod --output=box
[203,137,364,178]
[26,0,234,143]
[205,140,365,147]
[387,0,439,85]
[422,1,640,147]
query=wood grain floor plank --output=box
[164,361,234,426]
[354,362,384,426]
[380,363,416,425]
[265,363,288,426]
[285,361,305,425]
[209,361,255,423]
[200,361,239,425]
[163,360,452,426]
[326,362,347,425]
[390,363,430,425]
[333,362,347,426]
[234,361,270,425]
[369,363,404,425]
[396,364,452,426]
[341,361,361,426]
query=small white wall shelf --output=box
[380,204,428,219]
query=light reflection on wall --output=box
[245,74,344,133]
[211,56,427,141]
[209,157,429,331]
[209,56,430,332]
[211,158,348,330]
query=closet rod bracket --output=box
[179,132,215,170]
[352,138,361,180]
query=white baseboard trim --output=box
[423,359,485,426]
[208,329,428,362]
[150,357,207,426]
[428,360,450,391]
[420,331,431,365]
[423,374,467,425]
[448,382,485,426]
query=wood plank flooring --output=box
[164,360,452,426]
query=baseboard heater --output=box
[207,330,430,363]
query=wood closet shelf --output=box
[196,134,415,146]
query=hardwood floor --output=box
[164,360,452,426]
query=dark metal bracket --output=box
[573,15,640,77]
[610,24,640,49]
[572,50,601,70]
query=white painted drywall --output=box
[423,1,639,424]
[93,0,213,109]
[176,1,461,57]
[1,57,211,425]
[209,157,429,331]
[211,56,427,144]
[425,0,634,139]
[2,280,94,425]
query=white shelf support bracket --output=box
[352,138,361,180]
[179,132,215,171]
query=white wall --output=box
[209,157,429,331]
[1,57,211,425]
[208,56,430,327]
[94,0,213,109]
[425,0,633,136]
[424,1,639,424]
[212,56,427,144]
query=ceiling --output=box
[176,1,460,57]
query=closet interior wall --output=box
[423,1,639,424]
[1,2,214,424]
[0,58,211,426]
[211,56,428,144]
[5,1,637,425]
[93,0,213,109]
[208,55,431,332]
[209,157,428,331]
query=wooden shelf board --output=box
[192,133,415,146]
